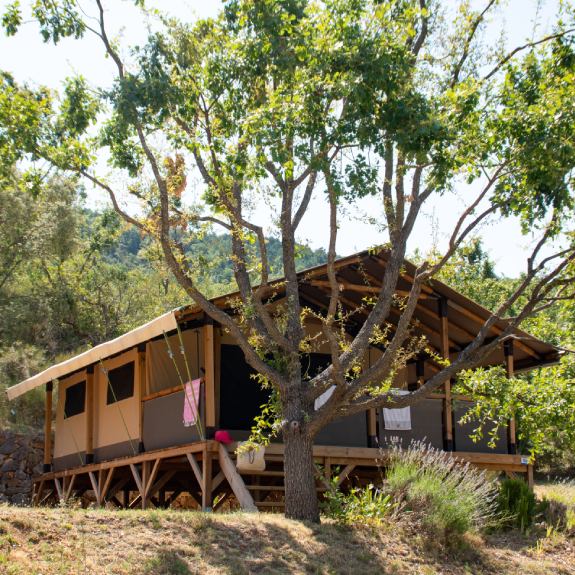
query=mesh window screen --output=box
[106,362,135,404]
[64,380,86,418]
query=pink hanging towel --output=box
[183,379,201,427]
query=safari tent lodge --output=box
[6,250,560,511]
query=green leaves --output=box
[1,1,22,36]
[58,77,100,138]
[488,42,575,230]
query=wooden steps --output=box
[255,501,285,508]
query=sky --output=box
[0,0,566,276]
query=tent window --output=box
[64,381,86,418]
[106,362,135,404]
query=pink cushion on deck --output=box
[214,430,233,445]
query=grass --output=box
[536,480,575,508]
[0,503,573,575]
[535,480,575,530]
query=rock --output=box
[1,459,17,473]
[0,437,16,455]
[0,431,44,505]
[10,493,29,505]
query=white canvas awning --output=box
[6,310,179,401]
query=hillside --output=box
[0,506,573,575]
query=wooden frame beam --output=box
[85,367,95,464]
[505,340,517,455]
[138,349,146,453]
[203,322,216,431]
[43,382,53,473]
[448,299,539,359]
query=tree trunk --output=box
[283,427,320,522]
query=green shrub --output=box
[496,477,537,532]
[384,441,497,538]
[322,482,394,525]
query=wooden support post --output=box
[202,446,213,511]
[367,409,378,447]
[324,457,332,483]
[527,464,534,490]
[54,477,63,502]
[34,480,45,506]
[186,452,204,487]
[89,471,101,506]
[64,474,77,502]
[439,298,454,451]
[214,327,221,428]
[141,461,150,510]
[86,366,95,464]
[504,340,517,455]
[138,346,146,453]
[100,468,115,504]
[43,382,53,473]
[365,349,378,447]
[203,322,216,436]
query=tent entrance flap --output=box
[6,310,179,401]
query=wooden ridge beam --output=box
[447,299,539,359]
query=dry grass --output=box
[536,480,575,508]
[0,504,573,575]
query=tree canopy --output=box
[1,0,575,521]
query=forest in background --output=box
[1,177,573,473]
[0,177,327,428]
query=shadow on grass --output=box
[167,514,495,575]
[143,549,193,575]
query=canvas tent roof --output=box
[6,249,561,400]
[6,311,178,400]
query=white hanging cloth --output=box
[383,389,412,430]
[314,385,335,410]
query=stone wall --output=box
[0,430,43,505]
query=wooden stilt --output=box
[141,461,150,509]
[88,472,101,506]
[202,446,213,511]
[64,474,77,502]
[54,477,63,502]
[34,480,45,506]
[186,452,203,487]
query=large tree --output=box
[2,0,575,521]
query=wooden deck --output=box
[33,441,533,512]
